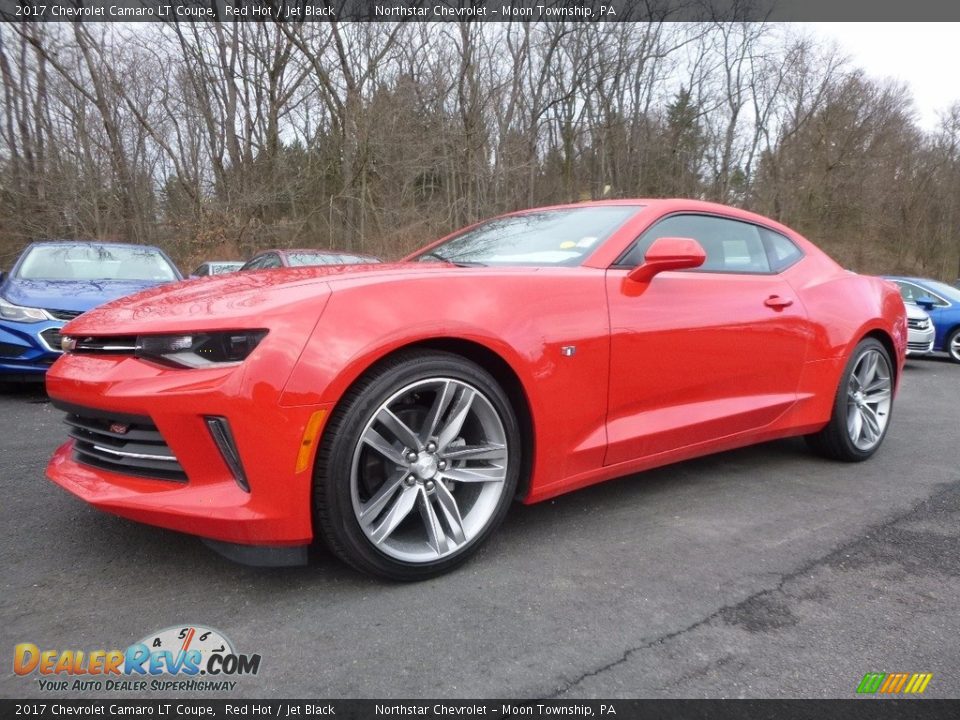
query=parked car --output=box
[45,200,905,579]
[191,261,244,277]
[0,241,182,379]
[240,249,381,271]
[903,302,935,357]
[884,276,960,363]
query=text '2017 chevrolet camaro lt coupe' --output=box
[45,200,906,580]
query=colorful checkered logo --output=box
[857,672,933,694]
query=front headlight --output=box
[135,331,268,368]
[0,296,51,323]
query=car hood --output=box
[61,262,527,336]
[0,277,170,313]
[904,302,930,321]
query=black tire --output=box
[946,327,960,364]
[313,349,521,581]
[805,337,894,462]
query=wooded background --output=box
[1,21,958,279]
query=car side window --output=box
[261,254,282,269]
[898,281,948,307]
[760,228,803,272]
[193,265,209,277]
[618,214,775,274]
[896,282,918,302]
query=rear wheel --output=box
[806,338,894,462]
[314,350,520,580]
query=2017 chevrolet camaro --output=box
[45,200,906,580]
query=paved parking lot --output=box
[2,357,959,699]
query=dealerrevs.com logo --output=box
[14,625,261,692]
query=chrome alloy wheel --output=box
[349,378,509,563]
[950,331,960,363]
[846,348,893,451]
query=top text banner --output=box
[1,0,959,22]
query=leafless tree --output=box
[0,20,957,280]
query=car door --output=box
[604,213,811,466]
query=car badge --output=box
[110,423,130,435]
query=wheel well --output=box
[357,338,536,501]
[864,329,898,381]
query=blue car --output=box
[0,241,182,379]
[884,276,960,363]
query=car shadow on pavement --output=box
[906,353,956,368]
[0,380,48,401]
[43,435,815,592]
[22,356,938,594]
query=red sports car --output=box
[45,200,906,580]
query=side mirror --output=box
[627,237,706,283]
[916,296,937,311]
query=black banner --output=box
[3,700,960,720]
[1,0,960,22]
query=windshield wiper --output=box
[420,251,486,267]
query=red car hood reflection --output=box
[60,263,485,336]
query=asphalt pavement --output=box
[1,356,958,699]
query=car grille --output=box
[56,403,187,483]
[39,327,64,352]
[47,309,83,321]
[907,341,932,351]
[0,342,25,357]
[907,318,930,330]
[67,336,139,354]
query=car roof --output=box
[886,276,935,283]
[26,240,167,252]
[499,198,802,235]
[885,275,960,300]
[507,197,762,213]
[252,248,380,260]
[271,248,376,256]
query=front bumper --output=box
[45,352,331,548]
[906,325,935,356]
[0,319,64,376]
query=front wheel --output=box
[314,350,521,580]
[806,338,894,462]
[947,328,960,363]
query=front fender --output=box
[279,270,612,497]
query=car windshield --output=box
[17,244,179,282]
[286,252,375,267]
[415,206,642,267]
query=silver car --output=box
[905,302,935,356]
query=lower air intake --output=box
[54,402,187,483]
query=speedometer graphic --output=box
[134,625,234,673]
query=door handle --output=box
[764,295,794,309]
